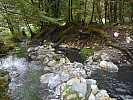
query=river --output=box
[0,46,133,100]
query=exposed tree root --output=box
[106,42,133,61]
[54,26,75,47]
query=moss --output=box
[80,48,94,56]
[62,86,82,100]
[0,72,9,100]
[0,69,8,77]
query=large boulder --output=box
[48,60,57,67]
[86,79,97,85]
[48,75,61,89]
[96,90,109,99]
[60,72,70,82]
[99,61,119,72]
[91,84,99,95]
[107,62,119,72]
[67,78,87,97]
[88,92,96,100]
[40,73,54,84]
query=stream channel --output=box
[0,45,133,100]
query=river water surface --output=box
[0,47,133,100]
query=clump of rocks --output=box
[27,45,116,100]
[84,51,119,72]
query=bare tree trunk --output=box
[68,0,71,21]
[131,1,133,22]
[104,0,108,23]
[113,1,117,23]
[118,0,123,22]
[83,0,88,25]
[70,0,73,21]
[109,0,113,24]
[24,19,35,38]
[96,1,103,24]
[90,1,95,23]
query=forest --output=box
[0,0,133,100]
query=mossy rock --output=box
[0,70,9,100]
[0,69,8,77]
[0,76,9,100]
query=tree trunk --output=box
[96,1,103,24]
[113,1,117,23]
[131,2,133,21]
[90,1,95,23]
[118,0,123,22]
[109,0,113,24]
[104,0,108,23]
[68,0,71,21]
[24,19,35,39]
[70,0,73,21]
[83,0,88,25]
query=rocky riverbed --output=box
[27,45,117,100]
[0,41,132,100]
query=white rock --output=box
[48,75,61,89]
[99,61,108,69]
[91,84,99,95]
[60,72,70,82]
[86,79,97,85]
[86,57,93,65]
[72,68,80,77]
[48,60,57,67]
[88,92,96,100]
[114,32,119,37]
[34,46,40,51]
[40,46,44,49]
[66,93,77,100]
[107,62,119,72]
[73,68,86,78]
[60,58,66,64]
[73,62,84,68]
[30,54,37,59]
[37,55,46,59]
[43,57,50,64]
[46,53,54,58]
[101,53,109,61]
[71,80,87,97]
[126,36,133,43]
[27,47,35,52]
[89,65,101,70]
[36,48,49,55]
[67,78,80,86]
[67,78,87,97]
[44,66,52,72]
[55,83,66,95]
[40,73,54,84]
[96,90,109,99]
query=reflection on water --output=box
[91,67,133,100]
[59,48,133,100]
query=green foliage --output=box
[0,69,8,77]
[63,86,82,100]
[80,48,94,56]
[0,70,9,100]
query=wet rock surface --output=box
[0,42,132,100]
[27,45,116,100]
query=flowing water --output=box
[0,46,133,100]
[60,48,133,100]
